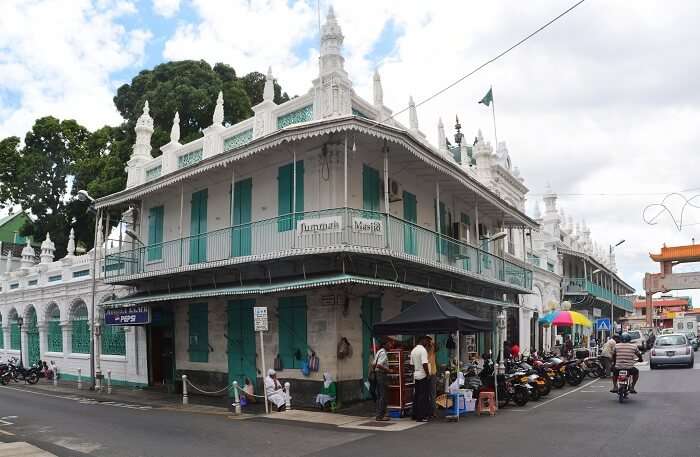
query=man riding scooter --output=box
[610,332,643,394]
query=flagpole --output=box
[491,86,498,148]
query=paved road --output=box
[2,362,699,457]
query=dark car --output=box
[685,333,699,352]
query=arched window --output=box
[47,305,62,353]
[101,324,126,356]
[25,307,40,365]
[71,303,90,354]
[9,309,20,350]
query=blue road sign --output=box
[596,318,611,331]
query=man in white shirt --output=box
[410,336,431,422]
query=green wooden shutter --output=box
[232,178,252,256]
[148,206,164,261]
[71,307,90,354]
[362,164,380,217]
[101,325,126,356]
[189,190,208,264]
[403,191,417,255]
[47,308,62,353]
[10,322,20,350]
[278,296,307,369]
[188,303,209,362]
[277,161,304,232]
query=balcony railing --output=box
[104,208,532,290]
[564,277,633,312]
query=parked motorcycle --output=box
[581,356,605,379]
[1,358,40,385]
[480,357,531,407]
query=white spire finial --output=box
[263,67,275,102]
[170,111,180,144]
[437,117,446,151]
[66,228,76,257]
[40,233,55,264]
[408,96,418,130]
[373,69,383,107]
[95,216,104,253]
[132,100,154,161]
[213,91,224,126]
[327,5,335,18]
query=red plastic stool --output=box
[476,391,496,416]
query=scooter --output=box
[615,369,630,403]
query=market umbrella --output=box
[538,310,592,328]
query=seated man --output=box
[265,369,288,411]
[611,332,642,394]
[315,372,337,409]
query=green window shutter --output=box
[362,164,380,216]
[278,296,307,369]
[188,303,209,362]
[71,307,90,354]
[189,190,208,264]
[232,178,253,257]
[277,161,304,232]
[403,191,417,255]
[47,308,62,353]
[10,322,20,350]
[147,206,164,261]
[101,325,126,356]
[277,163,292,231]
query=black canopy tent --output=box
[372,293,492,336]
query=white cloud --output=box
[0,0,152,138]
[152,0,181,18]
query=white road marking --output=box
[530,379,599,409]
[0,386,151,411]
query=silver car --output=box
[650,334,694,369]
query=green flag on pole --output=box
[478,88,493,107]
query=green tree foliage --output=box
[114,60,255,150]
[1,60,292,256]
[239,71,290,106]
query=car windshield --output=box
[628,331,641,339]
[656,335,687,346]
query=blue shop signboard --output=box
[105,305,151,326]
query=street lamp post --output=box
[17,316,24,367]
[75,189,102,391]
[591,239,625,337]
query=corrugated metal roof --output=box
[102,273,517,310]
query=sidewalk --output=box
[0,442,56,457]
[2,380,236,416]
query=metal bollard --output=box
[444,370,450,393]
[77,368,82,390]
[52,366,58,387]
[182,375,189,405]
[232,381,241,416]
[107,370,112,395]
[284,382,291,411]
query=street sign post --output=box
[253,307,269,413]
[596,318,611,331]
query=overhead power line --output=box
[377,0,588,124]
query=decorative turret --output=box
[5,248,12,274]
[319,6,346,78]
[40,233,55,264]
[373,70,383,107]
[21,239,35,269]
[170,112,181,144]
[132,101,153,161]
[312,7,353,118]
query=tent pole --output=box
[493,308,498,410]
[456,330,460,371]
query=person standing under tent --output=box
[411,336,431,422]
[372,339,391,421]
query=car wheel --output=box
[649,363,656,370]
[689,360,694,369]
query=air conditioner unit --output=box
[388,178,402,202]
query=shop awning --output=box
[101,273,517,310]
[372,292,494,335]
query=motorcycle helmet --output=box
[621,332,631,343]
